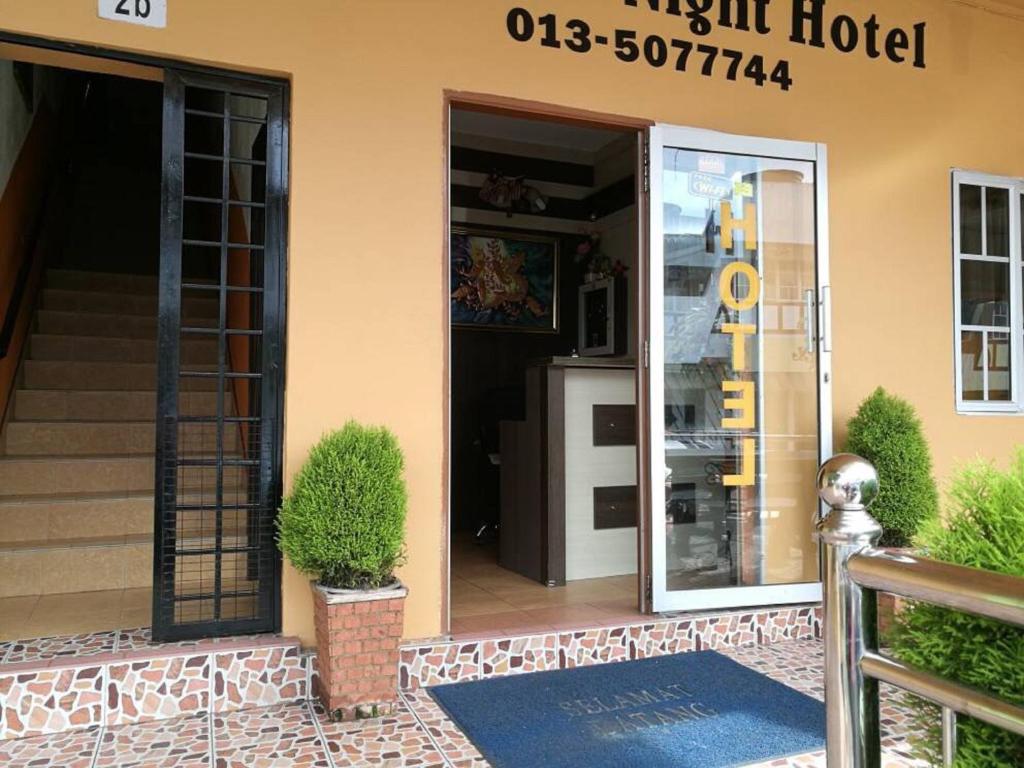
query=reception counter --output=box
[499,357,637,586]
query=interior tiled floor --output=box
[0,638,927,767]
[0,588,151,642]
[450,535,642,637]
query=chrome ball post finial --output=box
[815,453,884,768]
[817,453,880,511]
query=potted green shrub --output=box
[890,453,1024,767]
[844,387,938,635]
[277,421,408,720]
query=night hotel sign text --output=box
[506,0,926,91]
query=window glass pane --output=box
[961,331,984,401]
[988,331,1012,401]
[986,187,1010,257]
[961,261,1010,326]
[959,184,982,255]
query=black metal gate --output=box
[153,70,287,641]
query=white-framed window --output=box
[953,170,1022,413]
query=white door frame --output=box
[647,124,832,612]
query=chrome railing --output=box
[816,454,1024,768]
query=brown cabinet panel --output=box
[593,485,638,530]
[592,404,636,446]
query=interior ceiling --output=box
[452,109,629,154]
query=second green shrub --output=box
[844,387,938,547]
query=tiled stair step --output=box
[40,288,218,317]
[0,490,251,544]
[3,420,241,455]
[44,268,219,295]
[13,390,230,421]
[0,455,250,498]
[28,333,219,365]
[0,533,253,598]
[36,309,159,338]
[45,268,160,294]
[23,361,228,391]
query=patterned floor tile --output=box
[311,699,419,730]
[94,712,211,767]
[0,725,100,768]
[214,702,329,767]
[400,690,485,764]
[317,700,445,767]
[3,631,117,664]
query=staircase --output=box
[0,268,226,603]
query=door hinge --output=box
[645,574,653,603]
[643,339,650,369]
[642,135,651,194]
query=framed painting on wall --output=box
[450,227,559,332]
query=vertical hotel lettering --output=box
[719,200,759,487]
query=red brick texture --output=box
[312,588,406,719]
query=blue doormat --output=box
[428,650,825,768]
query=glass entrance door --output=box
[647,126,830,612]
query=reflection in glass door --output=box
[648,127,830,612]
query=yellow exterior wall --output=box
[4,0,1024,644]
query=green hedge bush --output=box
[844,387,938,547]
[277,421,407,590]
[890,453,1024,767]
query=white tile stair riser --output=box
[43,268,217,294]
[0,495,251,543]
[0,542,251,597]
[44,268,160,294]
[3,421,240,456]
[40,288,218,318]
[0,456,249,497]
[22,361,226,391]
[28,334,219,365]
[35,309,158,339]
[12,390,228,421]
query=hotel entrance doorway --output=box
[444,102,832,635]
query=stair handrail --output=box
[0,182,53,360]
[816,453,1024,767]
[0,76,89,363]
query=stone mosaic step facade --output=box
[0,604,821,742]
[0,631,308,741]
[398,604,822,690]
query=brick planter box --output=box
[312,581,407,719]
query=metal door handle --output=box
[821,285,833,353]
[804,289,815,353]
